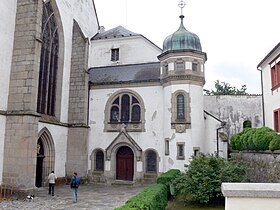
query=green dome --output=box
[163,16,202,52]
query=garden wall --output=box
[231,151,280,182]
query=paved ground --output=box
[0,183,147,210]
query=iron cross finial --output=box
[178,0,186,16]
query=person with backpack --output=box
[70,172,80,203]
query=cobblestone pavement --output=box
[0,184,146,210]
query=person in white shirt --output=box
[48,171,57,196]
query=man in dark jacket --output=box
[70,172,81,202]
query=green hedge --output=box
[230,127,280,151]
[156,169,181,187]
[115,184,168,210]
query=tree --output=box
[204,80,247,95]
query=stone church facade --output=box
[0,0,262,190]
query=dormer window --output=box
[111,48,119,61]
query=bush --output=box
[115,184,168,210]
[230,127,279,151]
[156,169,181,187]
[173,154,247,204]
[252,127,275,150]
[269,135,280,151]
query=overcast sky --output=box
[94,0,280,94]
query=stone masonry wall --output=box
[66,21,89,178]
[68,20,89,125]
[3,0,42,189]
[231,151,280,183]
[66,127,88,178]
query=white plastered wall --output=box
[0,0,17,186]
[89,36,161,67]
[88,86,165,172]
[38,122,68,177]
[0,1,17,110]
[163,84,205,171]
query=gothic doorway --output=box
[35,128,55,187]
[116,146,134,181]
[36,139,45,187]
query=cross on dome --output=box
[178,0,186,16]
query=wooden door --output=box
[116,146,134,181]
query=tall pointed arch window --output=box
[177,94,185,119]
[171,90,191,132]
[37,2,59,116]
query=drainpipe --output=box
[257,66,265,126]
[216,126,223,157]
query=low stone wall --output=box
[222,183,280,210]
[230,151,280,182]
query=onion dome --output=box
[163,15,202,52]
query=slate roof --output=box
[89,62,160,85]
[91,26,139,40]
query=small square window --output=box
[176,61,185,71]
[192,63,198,71]
[193,147,200,157]
[111,48,119,61]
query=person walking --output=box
[70,172,80,203]
[48,170,57,196]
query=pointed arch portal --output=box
[35,128,55,187]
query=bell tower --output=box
[158,1,207,165]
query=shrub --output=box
[269,135,280,151]
[252,127,275,151]
[173,154,247,204]
[115,184,168,210]
[156,169,181,187]
[230,127,279,151]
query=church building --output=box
[0,0,262,190]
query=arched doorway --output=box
[36,139,45,187]
[116,146,134,181]
[35,128,55,187]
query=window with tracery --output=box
[37,1,59,116]
[105,91,145,132]
[110,94,141,123]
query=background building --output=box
[257,43,280,131]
